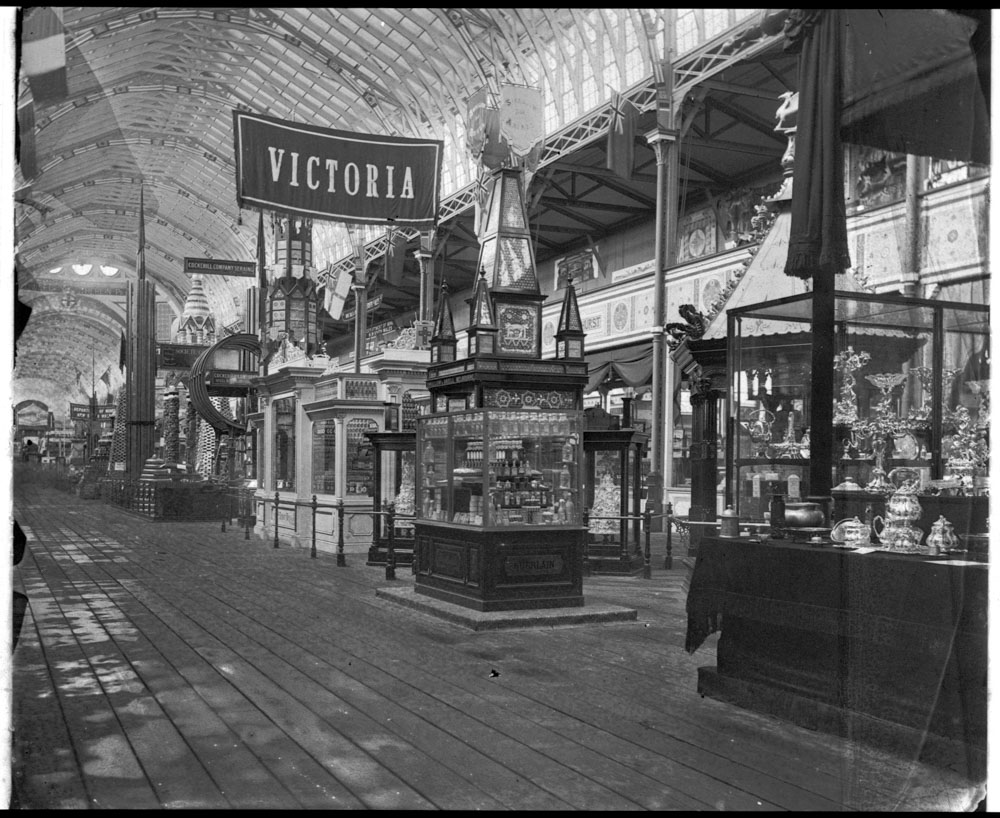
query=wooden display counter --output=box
[414,522,584,611]
[685,535,987,777]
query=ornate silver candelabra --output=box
[859,372,908,491]
[833,347,871,425]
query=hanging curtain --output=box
[782,9,851,281]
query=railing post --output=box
[664,501,673,570]
[385,503,396,580]
[244,490,251,540]
[311,494,318,559]
[582,509,591,576]
[221,488,227,532]
[336,498,346,566]
[273,491,280,549]
[643,510,652,579]
[619,512,629,568]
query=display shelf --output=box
[727,291,989,523]
[416,409,583,529]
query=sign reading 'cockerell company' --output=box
[184,257,257,277]
[233,110,443,227]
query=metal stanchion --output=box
[244,490,251,540]
[619,511,629,570]
[664,501,673,570]
[582,509,591,576]
[336,498,346,566]
[273,492,280,548]
[311,494,318,559]
[385,503,396,580]
[221,490,228,532]
[643,509,652,579]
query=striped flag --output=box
[606,91,638,180]
[22,7,68,105]
[384,227,408,284]
[473,167,496,237]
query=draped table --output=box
[685,536,988,776]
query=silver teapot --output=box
[885,467,922,522]
[926,515,960,555]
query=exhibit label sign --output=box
[184,257,257,277]
[233,110,443,227]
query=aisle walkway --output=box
[10,473,984,810]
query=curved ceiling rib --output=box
[13,8,783,421]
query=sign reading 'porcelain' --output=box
[233,110,443,227]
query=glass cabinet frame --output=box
[415,409,584,529]
[583,429,649,574]
[366,430,416,565]
[726,290,990,522]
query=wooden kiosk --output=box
[412,168,591,612]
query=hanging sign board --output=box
[183,257,257,277]
[158,343,208,370]
[69,403,115,421]
[233,110,443,227]
[206,369,254,396]
[342,292,382,322]
[498,84,544,156]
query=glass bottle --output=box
[562,435,575,462]
[560,463,571,489]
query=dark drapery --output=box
[585,342,653,393]
[782,9,851,281]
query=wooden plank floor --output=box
[10,472,985,810]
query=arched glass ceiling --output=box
[13,7,766,413]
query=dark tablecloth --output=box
[685,537,988,747]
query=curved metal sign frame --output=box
[188,333,260,434]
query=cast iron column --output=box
[645,119,679,527]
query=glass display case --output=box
[727,291,990,528]
[413,406,587,612]
[366,430,416,566]
[583,428,649,575]
[416,409,584,529]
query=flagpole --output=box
[91,346,97,458]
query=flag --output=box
[119,331,127,371]
[137,185,147,280]
[384,227,408,285]
[606,92,638,180]
[100,367,111,387]
[22,7,67,105]
[17,100,37,180]
[473,166,496,237]
[585,235,605,278]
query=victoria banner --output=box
[233,110,443,228]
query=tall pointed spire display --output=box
[555,275,585,360]
[429,282,457,364]
[137,184,146,281]
[124,182,158,475]
[466,269,497,357]
[475,167,545,358]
